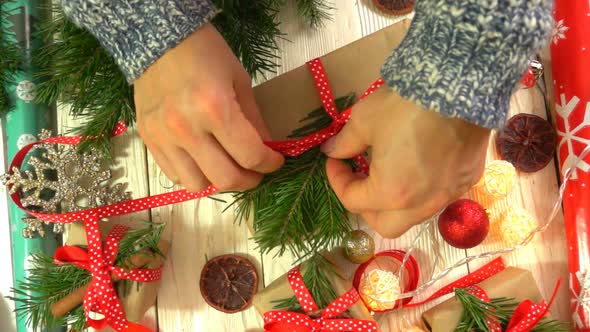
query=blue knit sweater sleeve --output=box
[381,0,553,128]
[59,0,219,82]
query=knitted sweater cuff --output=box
[380,1,552,129]
[61,0,219,83]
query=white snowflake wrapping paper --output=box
[551,1,590,330]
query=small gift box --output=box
[253,253,376,330]
[59,221,169,326]
[422,266,544,332]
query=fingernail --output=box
[321,137,336,154]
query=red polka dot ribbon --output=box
[263,266,378,332]
[53,224,161,332]
[265,58,384,174]
[5,57,382,331]
[404,257,507,307]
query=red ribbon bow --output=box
[405,258,559,332]
[466,281,560,332]
[53,224,162,332]
[263,266,378,332]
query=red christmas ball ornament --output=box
[438,199,489,249]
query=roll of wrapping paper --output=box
[1,2,61,332]
[550,1,590,331]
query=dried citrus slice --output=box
[199,254,258,313]
[373,0,415,15]
[496,114,557,173]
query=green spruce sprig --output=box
[10,221,165,331]
[454,288,570,332]
[272,254,338,310]
[294,0,333,27]
[33,5,134,157]
[232,95,355,261]
[0,0,21,114]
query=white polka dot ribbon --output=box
[263,266,378,332]
[53,224,161,332]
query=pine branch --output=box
[10,222,165,331]
[212,0,284,76]
[32,5,133,157]
[231,95,355,261]
[294,0,333,27]
[454,288,570,332]
[272,254,338,310]
[0,0,21,114]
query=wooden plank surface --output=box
[47,1,570,332]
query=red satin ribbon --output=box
[263,266,378,332]
[54,225,161,332]
[405,257,507,307]
[5,58,382,331]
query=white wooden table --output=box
[0,1,570,331]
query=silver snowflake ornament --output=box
[1,129,131,238]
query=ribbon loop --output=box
[264,266,378,332]
[53,224,162,331]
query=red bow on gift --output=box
[406,258,560,332]
[54,224,162,332]
[466,281,560,332]
[263,266,378,332]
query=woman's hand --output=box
[322,86,490,238]
[134,24,284,192]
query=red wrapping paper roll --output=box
[550,1,590,330]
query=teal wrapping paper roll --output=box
[1,1,61,331]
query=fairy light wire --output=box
[395,144,590,301]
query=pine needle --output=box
[294,0,333,27]
[0,0,21,114]
[10,221,165,331]
[231,95,355,261]
[272,254,338,310]
[454,288,570,332]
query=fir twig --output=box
[454,288,570,332]
[272,254,338,310]
[10,221,165,331]
[0,0,21,114]
[33,5,133,157]
[212,0,283,76]
[231,95,355,261]
[294,0,333,27]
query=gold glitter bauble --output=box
[500,208,537,246]
[344,230,375,264]
[359,269,400,311]
[480,160,517,198]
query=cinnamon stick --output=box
[50,240,169,318]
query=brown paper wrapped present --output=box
[422,267,543,332]
[253,251,374,322]
[253,20,411,141]
[59,221,169,325]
